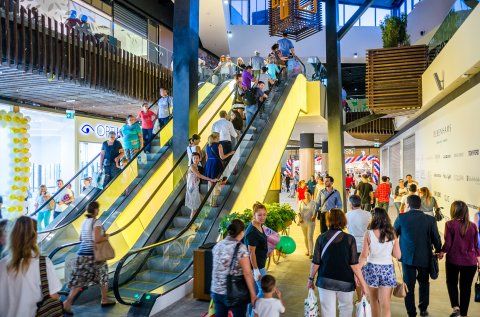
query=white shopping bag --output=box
[356,296,372,317]
[304,289,318,317]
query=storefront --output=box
[0,104,123,217]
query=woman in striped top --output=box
[63,201,115,315]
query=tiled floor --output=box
[158,192,480,317]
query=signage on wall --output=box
[80,123,120,139]
[66,110,75,119]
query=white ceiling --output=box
[290,115,376,147]
[199,0,230,57]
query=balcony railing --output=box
[0,1,172,102]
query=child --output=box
[254,275,285,317]
[210,176,227,207]
[266,57,280,86]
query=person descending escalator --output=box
[99,131,124,188]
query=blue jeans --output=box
[158,117,169,129]
[394,202,401,216]
[142,128,153,152]
[211,292,248,317]
[248,267,267,317]
[37,210,52,230]
[245,105,257,127]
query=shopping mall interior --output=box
[0,0,479,316]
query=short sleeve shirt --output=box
[157,96,172,119]
[78,218,103,256]
[312,230,358,292]
[297,186,307,200]
[245,223,268,269]
[267,64,280,80]
[120,123,142,149]
[357,182,373,204]
[137,110,156,129]
[211,239,249,295]
[277,38,294,57]
[101,140,123,164]
[254,298,285,317]
[242,70,254,89]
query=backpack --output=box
[243,87,258,105]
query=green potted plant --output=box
[380,14,410,48]
[218,203,296,236]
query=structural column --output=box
[299,133,315,181]
[325,0,346,210]
[172,0,199,161]
[321,141,329,175]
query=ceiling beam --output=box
[338,0,375,40]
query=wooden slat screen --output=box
[366,45,428,115]
[0,3,172,102]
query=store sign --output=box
[79,123,120,139]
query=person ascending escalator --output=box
[99,131,124,188]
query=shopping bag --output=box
[304,289,318,317]
[96,172,105,189]
[263,226,280,256]
[356,296,372,317]
[201,299,215,317]
[153,118,160,134]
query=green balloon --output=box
[276,236,296,254]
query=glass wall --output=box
[230,0,392,26]
[398,0,424,15]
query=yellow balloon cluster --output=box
[0,110,32,215]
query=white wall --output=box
[381,82,480,219]
[408,0,456,44]
[228,25,382,63]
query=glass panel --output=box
[361,8,375,26]
[344,5,360,26]
[376,9,391,26]
[113,23,148,59]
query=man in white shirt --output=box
[212,110,238,155]
[53,179,74,219]
[157,88,173,128]
[346,194,371,300]
[400,183,417,213]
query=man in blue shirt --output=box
[277,32,295,59]
[313,176,343,233]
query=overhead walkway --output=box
[39,72,235,267]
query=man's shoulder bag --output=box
[316,189,337,220]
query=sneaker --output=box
[420,311,429,316]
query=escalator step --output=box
[135,270,178,284]
[146,258,191,273]
[180,206,191,216]
[173,216,190,228]
[165,228,182,239]
[155,242,201,257]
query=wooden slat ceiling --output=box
[0,65,142,120]
[366,45,428,115]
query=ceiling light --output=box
[224,0,229,4]
[353,53,358,58]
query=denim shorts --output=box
[362,262,396,288]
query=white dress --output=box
[185,166,202,211]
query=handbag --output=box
[475,270,480,302]
[429,252,439,280]
[434,207,444,222]
[90,219,115,262]
[225,243,249,307]
[355,295,372,317]
[393,261,408,298]
[304,288,319,317]
[35,256,64,317]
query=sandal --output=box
[101,300,116,307]
[63,307,74,315]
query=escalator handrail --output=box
[292,55,307,75]
[111,81,281,305]
[47,83,235,260]
[32,97,162,218]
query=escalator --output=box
[38,70,235,263]
[58,75,309,316]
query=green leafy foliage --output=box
[218,203,296,237]
[380,14,410,48]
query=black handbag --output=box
[226,243,249,307]
[475,271,480,302]
[429,252,439,280]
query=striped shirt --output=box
[78,218,102,256]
